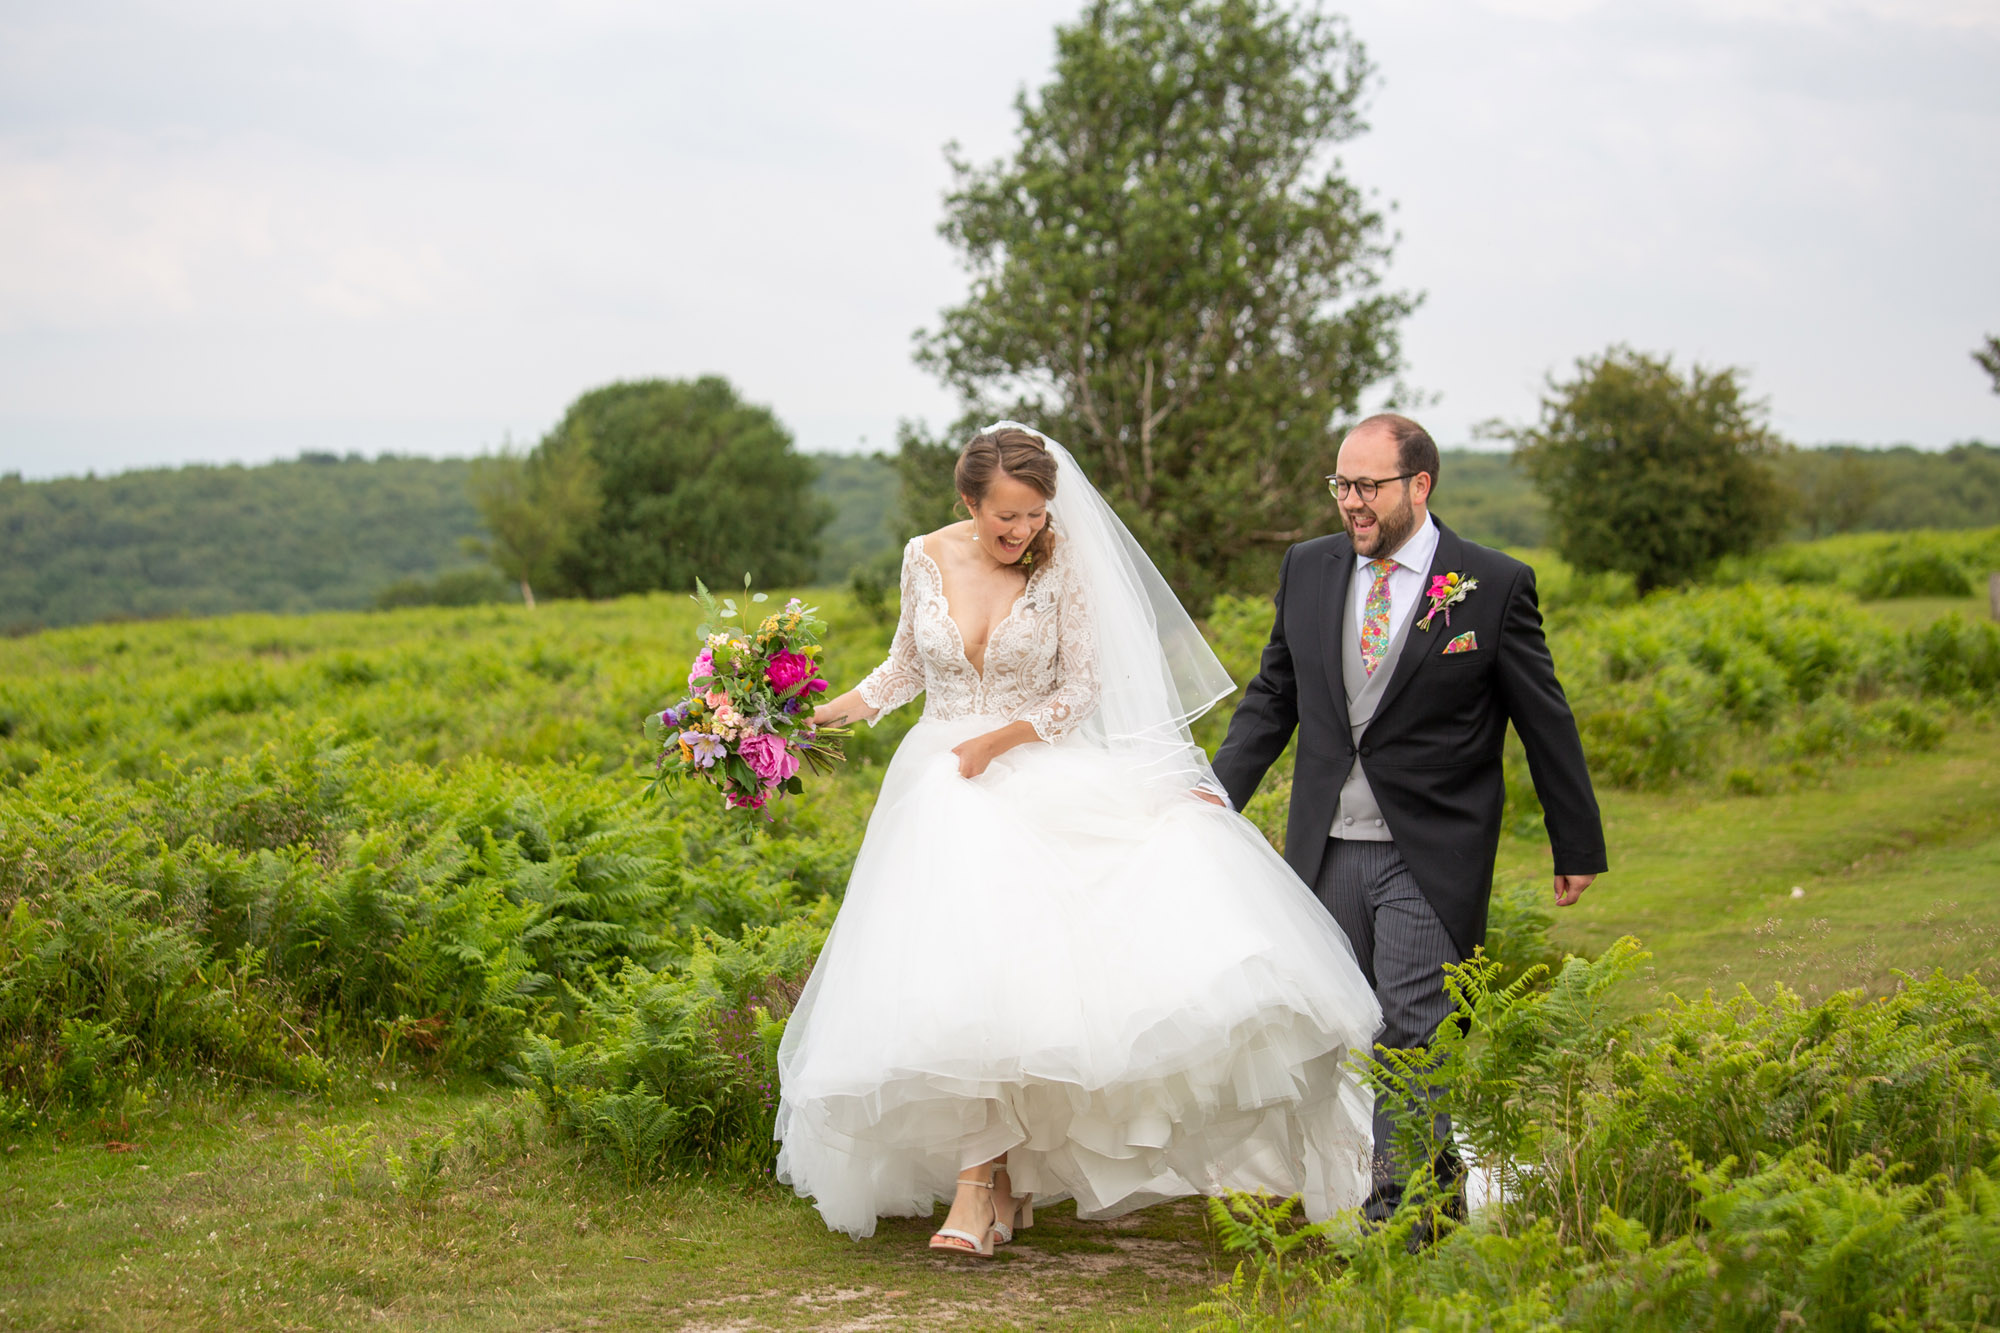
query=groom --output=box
[1209,412,1606,1219]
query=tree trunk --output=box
[1988,571,1999,622]
[520,580,537,610]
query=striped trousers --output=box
[1313,838,1464,1212]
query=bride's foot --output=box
[988,1162,1032,1245]
[929,1169,999,1258]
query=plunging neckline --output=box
[913,538,1040,681]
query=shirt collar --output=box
[1353,511,1439,576]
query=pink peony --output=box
[688,648,714,691]
[765,650,827,697]
[737,730,800,786]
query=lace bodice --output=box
[855,535,1100,742]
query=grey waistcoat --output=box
[1332,576,1421,841]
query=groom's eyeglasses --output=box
[1327,473,1418,503]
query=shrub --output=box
[1193,944,2000,1331]
[1858,547,1976,599]
[0,724,855,1120]
[372,568,514,610]
[511,911,830,1178]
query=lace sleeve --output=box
[854,540,925,725]
[1022,554,1101,742]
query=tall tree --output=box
[918,0,1411,608]
[1507,348,1790,595]
[551,377,825,598]
[1976,334,2000,395]
[467,430,601,609]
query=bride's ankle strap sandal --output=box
[929,1176,998,1258]
[987,1164,1033,1246]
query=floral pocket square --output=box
[1441,631,1479,655]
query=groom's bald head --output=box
[1346,413,1440,498]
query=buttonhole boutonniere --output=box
[1417,572,1479,631]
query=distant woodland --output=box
[2,442,1995,633]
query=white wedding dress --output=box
[775,452,1382,1241]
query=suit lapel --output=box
[1371,521,1465,721]
[1319,539,1354,735]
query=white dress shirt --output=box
[1212,513,1440,811]
[1349,512,1440,646]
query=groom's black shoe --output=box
[1360,1152,1466,1253]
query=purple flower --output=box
[681,730,726,768]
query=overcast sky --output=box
[2,0,1996,480]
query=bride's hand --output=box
[953,721,1040,779]
[952,734,1000,780]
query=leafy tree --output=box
[1976,334,2000,395]
[467,430,601,609]
[917,0,1411,608]
[551,377,825,599]
[1507,348,1789,595]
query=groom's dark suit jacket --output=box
[1212,519,1607,955]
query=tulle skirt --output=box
[774,715,1383,1238]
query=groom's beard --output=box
[1343,492,1419,557]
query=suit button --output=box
[1359,745,1372,757]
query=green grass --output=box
[1494,723,2000,1005]
[1860,593,1994,631]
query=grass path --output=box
[1494,724,2000,1003]
[1,1084,1222,1331]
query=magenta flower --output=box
[765,650,826,697]
[688,648,715,691]
[724,788,768,811]
[737,730,800,786]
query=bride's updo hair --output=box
[956,426,1059,568]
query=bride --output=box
[778,423,1381,1254]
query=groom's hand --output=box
[1553,874,1595,907]
[1191,790,1225,807]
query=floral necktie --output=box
[1361,559,1399,676]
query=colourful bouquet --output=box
[644,578,846,812]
